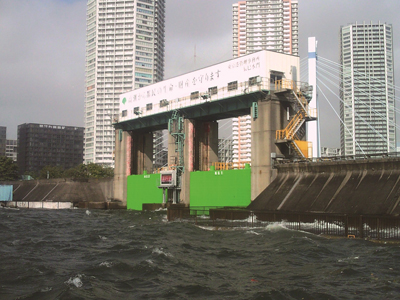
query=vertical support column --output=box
[167,132,178,167]
[196,121,218,171]
[113,129,132,204]
[308,36,320,158]
[251,96,283,200]
[181,119,195,205]
[131,132,153,175]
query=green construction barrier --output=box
[127,172,163,210]
[126,166,251,211]
[190,165,251,209]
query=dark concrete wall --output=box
[3,178,114,203]
[248,158,400,216]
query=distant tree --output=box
[87,163,114,178]
[64,164,89,180]
[23,170,38,180]
[39,165,64,179]
[63,163,114,180]
[0,156,19,181]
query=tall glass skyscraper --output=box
[340,22,395,155]
[231,0,298,164]
[84,0,165,167]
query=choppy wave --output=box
[0,209,399,299]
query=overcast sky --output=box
[1,0,400,148]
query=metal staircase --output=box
[275,79,316,159]
[168,110,185,181]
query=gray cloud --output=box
[0,0,86,139]
[1,0,399,149]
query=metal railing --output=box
[168,207,400,240]
[274,151,400,165]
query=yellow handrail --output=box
[276,110,304,140]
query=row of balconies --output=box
[232,131,252,137]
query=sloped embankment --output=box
[5,178,114,204]
[248,158,400,216]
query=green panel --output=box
[127,173,163,210]
[190,167,251,209]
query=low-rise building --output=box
[0,126,6,157]
[17,123,84,175]
[6,139,17,162]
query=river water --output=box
[1,208,400,300]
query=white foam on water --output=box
[152,247,173,257]
[65,274,84,288]
[154,207,167,212]
[2,207,19,211]
[98,235,107,240]
[196,225,217,231]
[100,261,113,268]
[265,222,289,232]
[246,230,261,235]
[337,256,360,263]
[196,225,237,231]
[230,216,254,223]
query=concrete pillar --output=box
[131,132,153,175]
[196,121,219,171]
[181,119,195,205]
[167,133,178,167]
[113,129,132,204]
[251,95,283,200]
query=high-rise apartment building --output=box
[84,0,165,167]
[340,22,395,155]
[231,0,298,164]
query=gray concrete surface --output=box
[248,158,400,216]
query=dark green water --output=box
[1,208,400,299]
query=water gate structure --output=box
[113,50,317,209]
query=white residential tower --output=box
[84,0,165,166]
[232,0,299,164]
[340,22,395,155]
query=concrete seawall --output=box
[248,158,400,216]
[0,178,124,208]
